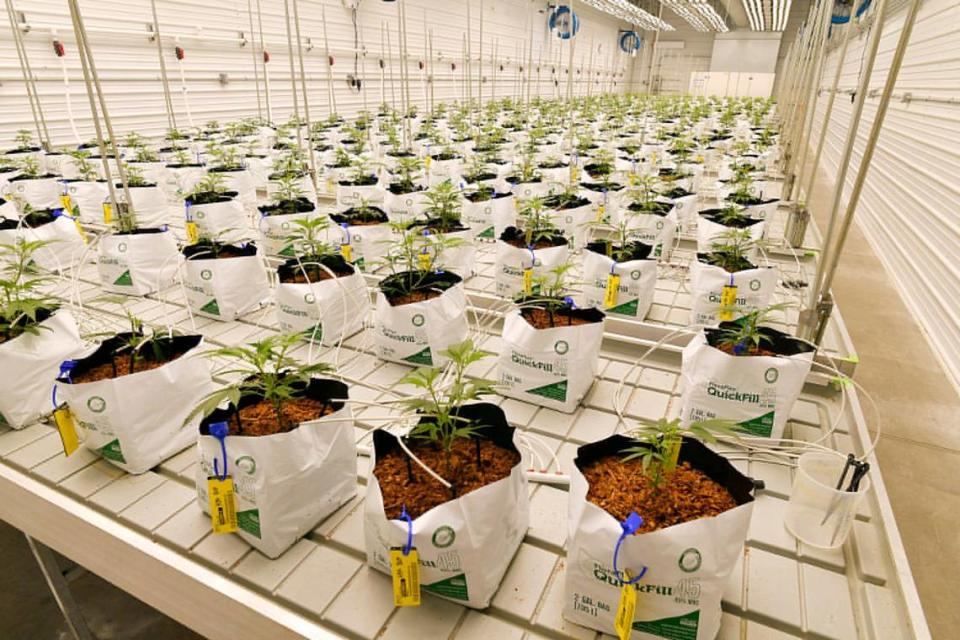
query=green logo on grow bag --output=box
[87,396,106,413]
[432,525,456,548]
[200,299,221,316]
[423,573,468,601]
[99,439,125,463]
[412,314,425,327]
[630,270,641,280]
[200,269,212,281]
[304,293,316,304]
[403,347,433,366]
[678,548,702,573]
[749,279,761,291]
[764,367,779,383]
[235,456,257,475]
[237,509,262,538]
[633,609,700,640]
[554,340,569,355]
[527,379,568,402]
[478,226,495,239]
[609,298,639,316]
[113,270,133,287]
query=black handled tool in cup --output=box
[820,454,871,545]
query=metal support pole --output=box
[282,0,303,154]
[255,0,272,122]
[808,0,922,344]
[25,535,94,640]
[149,0,177,132]
[646,2,663,94]
[321,5,337,116]
[290,0,318,194]
[808,0,889,310]
[784,0,830,182]
[799,20,854,204]
[5,0,52,149]
[246,0,263,120]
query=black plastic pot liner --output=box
[330,207,389,224]
[198,378,349,436]
[379,269,462,297]
[573,435,756,507]
[728,196,779,207]
[183,242,259,261]
[114,182,158,189]
[188,191,240,206]
[499,226,568,248]
[9,174,58,182]
[278,254,355,280]
[663,187,693,199]
[465,190,511,203]
[258,197,315,216]
[464,172,498,182]
[387,183,426,195]
[0,210,57,228]
[113,227,168,236]
[338,176,379,187]
[699,210,764,228]
[515,296,606,324]
[586,241,653,261]
[543,195,591,210]
[695,252,759,272]
[627,201,672,216]
[62,178,107,184]
[580,181,624,193]
[372,402,519,461]
[409,218,470,234]
[705,321,815,357]
[60,333,203,383]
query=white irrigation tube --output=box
[174,39,196,130]
[58,47,84,145]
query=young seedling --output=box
[13,129,34,151]
[284,217,336,261]
[713,303,794,356]
[622,417,738,489]
[189,333,334,433]
[399,339,497,483]
[69,150,100,182]
[423,180,463,230]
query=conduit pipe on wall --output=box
[5,0,52,149]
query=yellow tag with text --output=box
[389,547,421,607]
[418,252,432,270]
[207,476,238,534]
[341,244,354,261]
[596,203,606,222]
[718,284,738,321]
[185,220,199,245]
[604,273,621,308]
[53,407,80,456]
[102,202,113,224]
[60,194,73,210]
[522,267,533,295]
[614,577,637,640]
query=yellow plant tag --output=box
[185,220,199,245]
[207,476,238,534]
[522,267,533,295]
[418,252,432,270]
[718,284,738,321]
[60,194,73,210]
[102,202,113,224]
[604,273,621,308]
[570,166,580,183]
[596,203,606,222]
[70,217,88,243]
[695,154,705,163]
[389,547,421,607]
[424,156,432,170]
[326,177,335,193]
[614,576,637,640]
[341,243,354,261]
[53,407,80,457]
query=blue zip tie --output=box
[613,511,647,585]
[209,421,229,480]
[399,505,413,556]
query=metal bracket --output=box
[25,535,94,640]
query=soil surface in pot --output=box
[279,259,354,283]
[379,270,460,306]
[500,226,567,250]
[229,397,336,437]
[374,437,520,519]
[583,455,737,533]
[71,341,193,383]
[331,207,388,226]
[698,252,756,274]
[520,306,596,328]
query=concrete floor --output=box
[0,176,955,640]
[806,169,960,640]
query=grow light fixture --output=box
[578,0,675,31]
[660,0,729,32]
[741,0,793,30]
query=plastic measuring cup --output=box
[784,452,871,549]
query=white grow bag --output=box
[182,244,270,320]
[564,435,755,640]
[3,176,61,210]
[97,229,180,296]
[64,181,109,224]
[688,258,777,327]
[462,193,516,241]
[621,206,678,259]
[189,193,254,243]
[274,256,371,346]
[497,306,605,413]
[494,234,570,299]
[679,326,815,439]
[257,200,318,257]
[0,213,86,272]
[117,184,170,229]
[374,271,468,366]
[0,310,84,429]
[196,379,356,559]
[59,334,216,474]
[384,188,430,225]
[365,408,529,609]
[580,247,658,320]
[331,219,392,273]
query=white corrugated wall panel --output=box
[0,0,636,145]
[807,0,960,391]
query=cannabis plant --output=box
[69,150,100,182]
[13,129,34,151]
[399,339,497,476]
[189,333,334,431]
[713,303,793,356]
[622,417,737,488]
[284,217,336,261]
[0,238,58,343]
[423,180,463,229]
